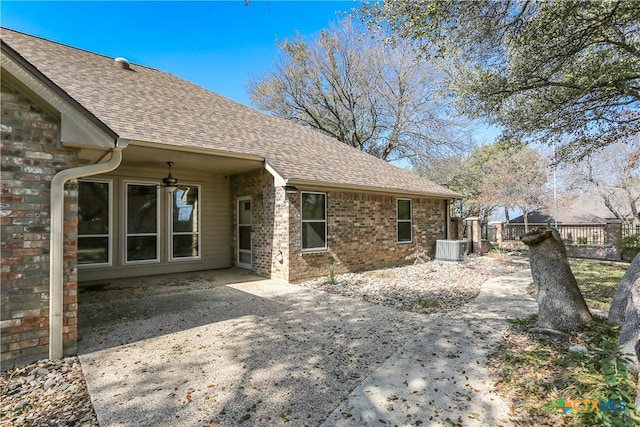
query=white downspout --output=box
[49,147,123,359]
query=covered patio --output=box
[77,269,427,425]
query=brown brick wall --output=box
[231,170,447,282]
[271,186,290,281]
[230,169,289,280]
[1,79,79,367]
[289,191,447,281]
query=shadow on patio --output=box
[76,268,525,426]
[78,268,285,354]
[77,267,429,426]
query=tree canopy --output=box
[361,0,640,162]
[418,141,550,221]
[247,18,470,162]
[563,138,640,224]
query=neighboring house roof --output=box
[1,28,459,199]
[510,195,619,224]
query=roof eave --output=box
[1,38,118,143]
[282,178,461,199]
[129,139,265,162]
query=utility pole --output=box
[552,139,558,229]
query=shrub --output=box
[617,234,640,260]
[574,337,640,426]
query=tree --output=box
[361,0,640,162]
[247,18,470,163]
[609,253,640,408]
[609,254,640,375]
[476,142,550,231]
[416,152,485,219]
[364,0,639,375]
[521,227,593,332]
[417,142,550,222]
[563,139,640,225]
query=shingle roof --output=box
[510,195,618,224]
[1,28,459,198]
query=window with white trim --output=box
[397,198,412,243]
[78,179,112,266]
[125,182,159,263]
[170,186,200,260]
[301,192,327,250]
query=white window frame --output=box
[301,191,328,252]
[236,195,252,269]
[169,185,202,261]
[397,198,413,243]
[123,181,160,265]
[77,178,113,268]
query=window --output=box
[170,187,200,260]
[125,183,159,263]
[237,197,252,267]
[397,198,412,243]
[78,180,111,266]
[301,192,327,250]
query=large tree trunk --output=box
[521,227,592,332]
[637,339,640,409]
[609,253,640,324]
[620,282,640,409]
[609,253,640,377]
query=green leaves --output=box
[361,0,640,162]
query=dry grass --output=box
[490,259,638,426]
[569,259,628,311]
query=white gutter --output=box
[282,178,461,200]
[49,147,124,359]
[263,161,460,200]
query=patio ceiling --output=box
[121,144,264,175]
[76,143,265,176]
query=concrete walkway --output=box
[78,269,537,426]
[322,270,538,426]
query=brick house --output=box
[1,28,459,367]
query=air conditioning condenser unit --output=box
[435,239,468,262]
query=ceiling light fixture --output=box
[160,161,178,193]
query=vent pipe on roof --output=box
[114,57,130,70]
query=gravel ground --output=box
[0,358,98,426]
[300,255,529,313]
[1,255,528,426]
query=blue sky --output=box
[2,1,358,105]
[2,0,499,143]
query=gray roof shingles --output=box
[1,28,459,198]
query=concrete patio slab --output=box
[77,269,427,426]
[77,268,536,427]
[322,270,537,427]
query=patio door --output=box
[237,197,252,269]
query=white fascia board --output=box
[264,161,287,187]
[285,178,460,199]
[60,114,114,149]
